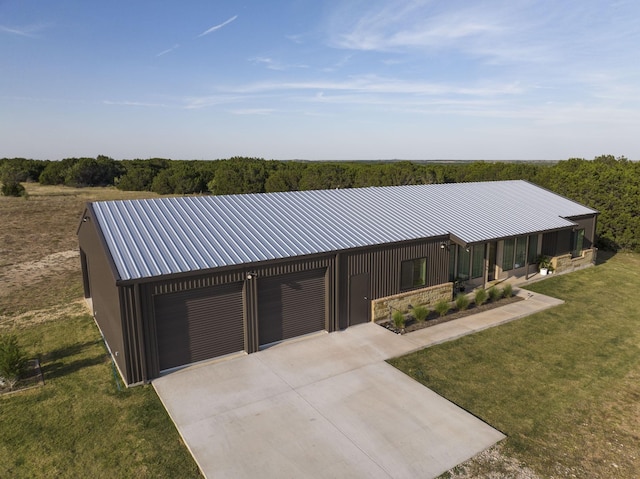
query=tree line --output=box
[1,155,638,252]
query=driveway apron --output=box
[153,322,505,478]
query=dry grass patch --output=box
[1,184,200,478]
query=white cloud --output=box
[197,15,238,37]
[0,23,47,38]
[156,44,180,57]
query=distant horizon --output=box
[3,155,630,163]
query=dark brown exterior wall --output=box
[338,237,449,329]
[125,239,449,384]
[77,208,130,383]
[567,214,597,249]
[542,214,597,257]
[127,255,336,383]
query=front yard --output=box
[390,251,640,478]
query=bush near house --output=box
[455,294,470,311]
[392,310,406,329]
[503,283,513,298]
[488,286,501,302]
[474,288,488,306]
[412,306,429,323]
[434,299,450,317]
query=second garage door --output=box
[155,282,245,371]
[258,269,326,346]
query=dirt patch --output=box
[0,249,79,295]
[0,300,89,332]
[442,443,541,479]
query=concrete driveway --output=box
[154,322,505,478]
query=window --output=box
[514,237,527,268]
[471,244,484,279]
[401,258,426,290]
[527,234,538,264]
[457,245,470,280]
[448,246,456,282]
[502,238,515,271]
[571,229,585,258]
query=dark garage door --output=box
[155,282,244,371]
[258,269,326,346]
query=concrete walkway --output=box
[153,288,562,479]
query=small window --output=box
[502,238,515,271]
[401,258,427,291]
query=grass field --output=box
[0,184,201,478]
[390,251,640,478]
[3,183,639,477]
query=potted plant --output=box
[454,277,466,293]
[537,256,554,276]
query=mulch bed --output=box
[377,295,524,334]
[0,358,45,396]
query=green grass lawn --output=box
[0,313,201,479]
[389,251,640,478]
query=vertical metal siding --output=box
[339,237,449,327]
[78,210,129,383]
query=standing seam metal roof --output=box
[88,180,597,281]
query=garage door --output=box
[258,269,326,346]
[155,282,244,371]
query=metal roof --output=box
[89,180,597,281]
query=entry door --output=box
[349,273,370,326]
[487,242,497,281]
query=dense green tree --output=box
[208,157,272,195]
[298,162,354,190]
[64,156,123,187]
[150,162,207,195]
[116,158,171,191]
[0,162,26,196]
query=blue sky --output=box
[1,0,639,161]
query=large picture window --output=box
[527,234,538,263]
[571,229,585,258]
[401,258,426,291]
[514,237,527,269]
[457,246,470,280]
[502,238,515,271]
[471,244,484,279]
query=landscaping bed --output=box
[377,292,523,334]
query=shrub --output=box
[475,288,488,306]
[0,334,28,390]
[488,286,501,302]
[413,305,429,323]
[503,283,513,298]
[392,310,406,329]
[455,294,470,311]
[434,299,450,317]
[1,180,25,197]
